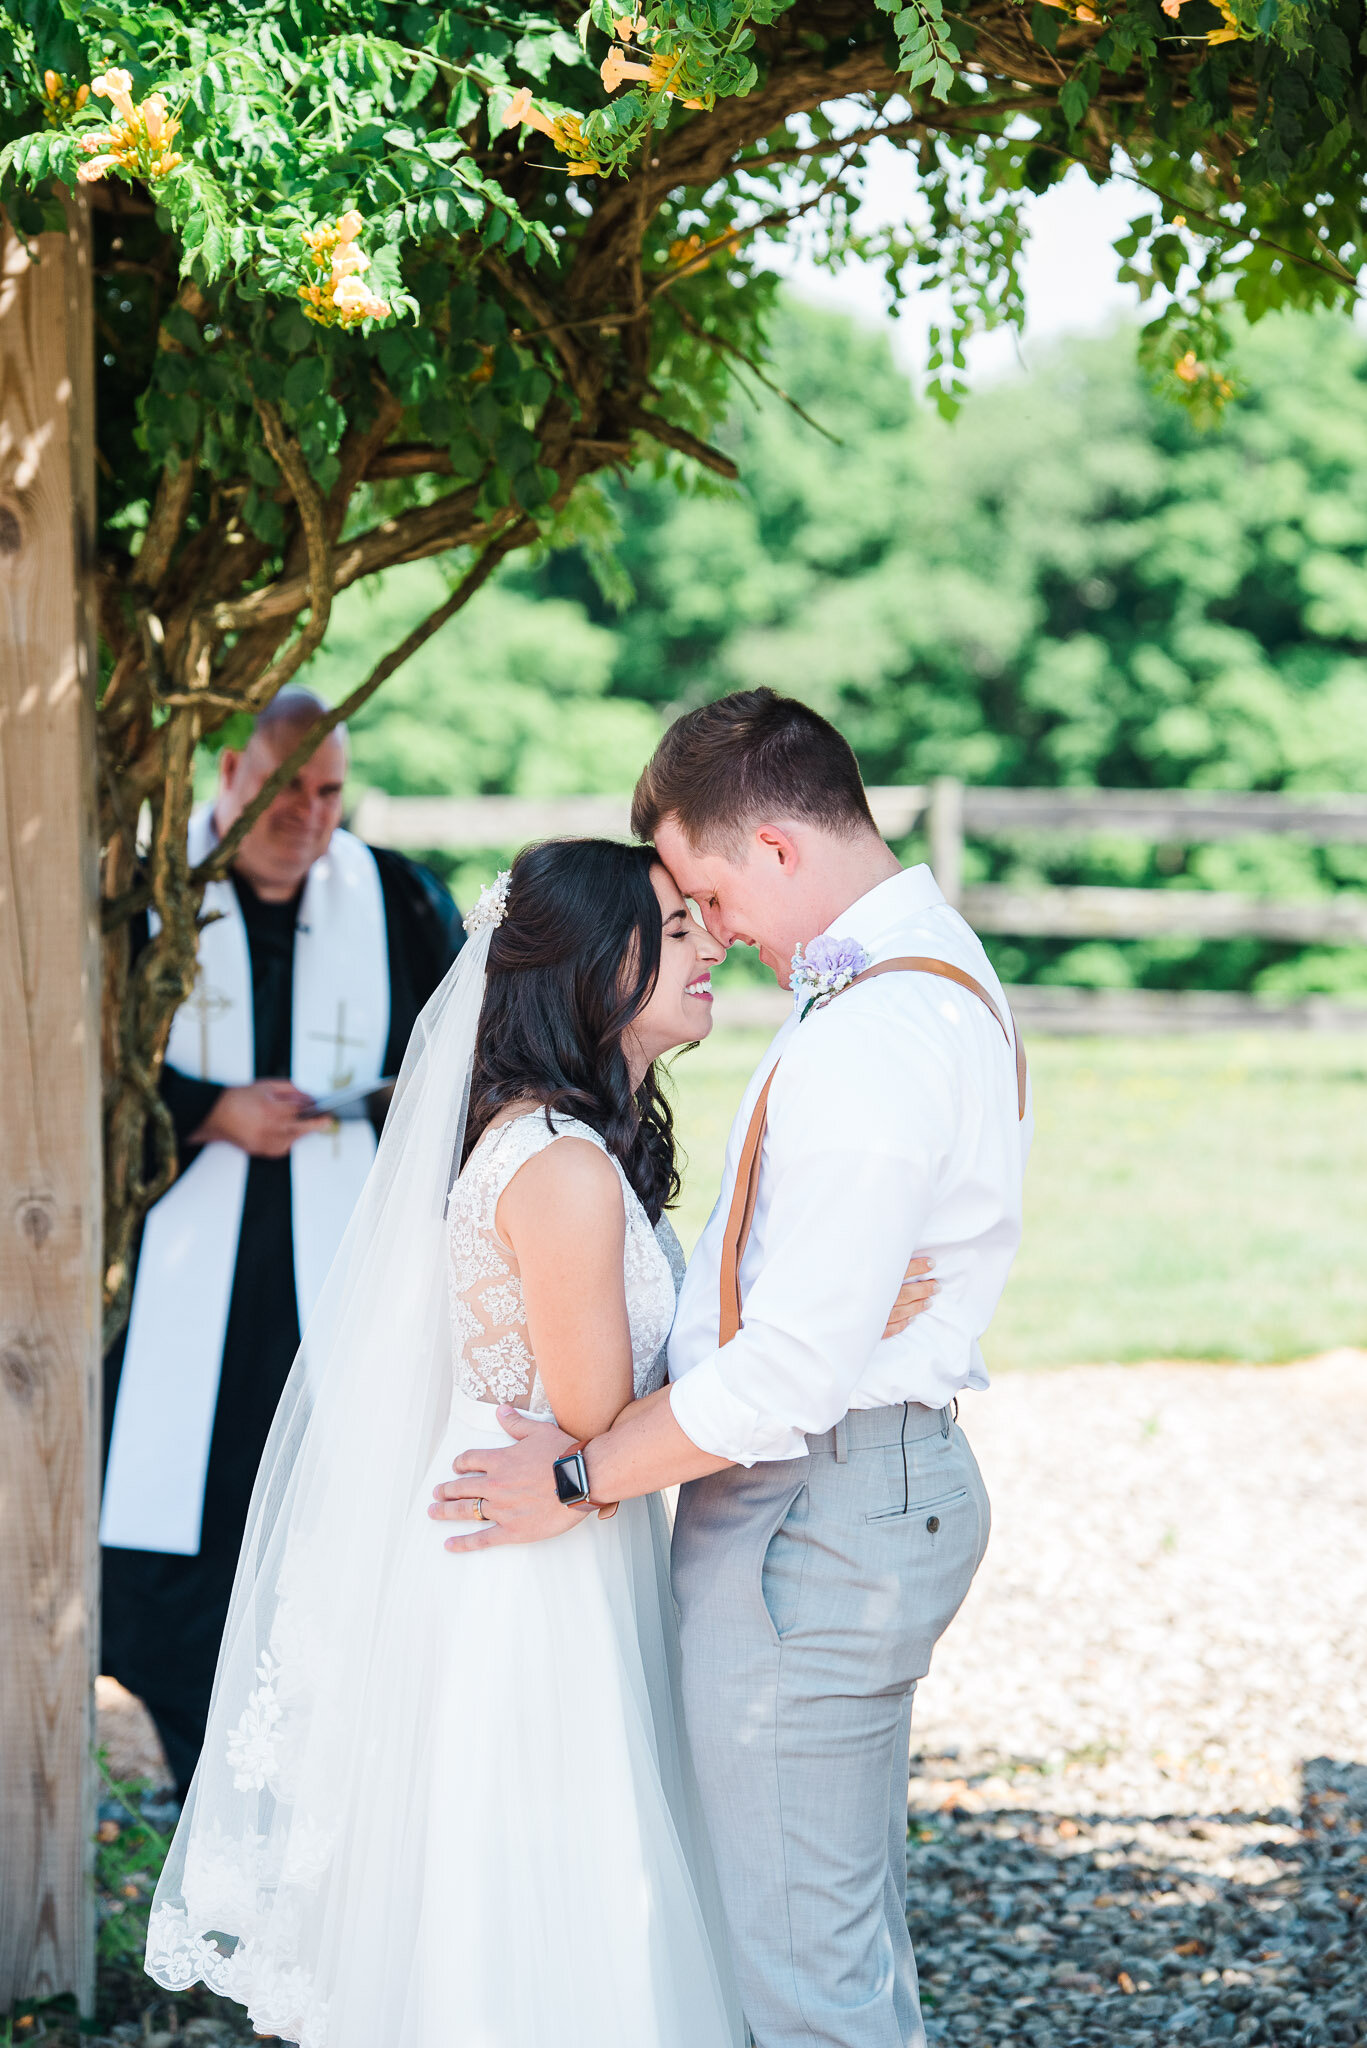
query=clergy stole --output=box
[101,806,390,1555]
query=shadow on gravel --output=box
[8,1756,1363,2047]
[908,1757,1366,2047]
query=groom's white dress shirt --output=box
[668,864,1033,1466]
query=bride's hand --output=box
[882,1255,937,1340]
[430,1411,588,1550]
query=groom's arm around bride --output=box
[434,690,1032,2048]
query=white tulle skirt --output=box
[146,1387,743,2048]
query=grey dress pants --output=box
[672,1402,990,2048]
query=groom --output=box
[432,688,1032,2047]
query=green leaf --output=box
[514,30,556,81]
[170,392,200,444]
[1059,75,1091,126]
[285,355,331,409]
[242,483,285,546]
[245,442,280,487]
[402,56,439,108]
[448,76,482,125]
[1031,3,1062,54]
[272,306,317,353]
[161,305,202,352]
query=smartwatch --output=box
[553,1441,592,1507]
[552,1440,619,1520]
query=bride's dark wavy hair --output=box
[461,838,681,1223]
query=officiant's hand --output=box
[429,1412,588,1550]
[191,1080,335,1158]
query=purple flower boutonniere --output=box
[790,935,871,1021]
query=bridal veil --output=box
[146,920,496,2034]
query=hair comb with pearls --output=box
[463,869,511,937]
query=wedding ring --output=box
[473,1497,487,1522]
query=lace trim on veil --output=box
[147,1906,330,2048]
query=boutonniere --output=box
[790,936,870,1021]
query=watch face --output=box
[553,1450,589,1505]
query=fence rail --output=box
[349,781,1367,1035]
[715,984,1367,1036]
[351,781,1367,853]
[955,786,1367,841]
[963,884,1367,946]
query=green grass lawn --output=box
[664,1030,1367,1369]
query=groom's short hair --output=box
[631,689,876,853]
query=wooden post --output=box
[0,196,100,2014]
[927,775,964,909]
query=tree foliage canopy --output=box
[0,0,1363,1333]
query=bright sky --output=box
[766,143,1146,385]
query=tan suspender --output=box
[716,957,1028,1348]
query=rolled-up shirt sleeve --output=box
[669,1001,957,1465]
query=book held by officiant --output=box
[304,1079,396,1121]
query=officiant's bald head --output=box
[215,688,350,903]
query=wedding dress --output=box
[145,1100,741,2047]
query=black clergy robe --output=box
[101,844,461,1798]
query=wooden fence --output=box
[350,781,1367,1033]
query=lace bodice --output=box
[447,1109,684,1421]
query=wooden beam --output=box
[964,884,1367,945]
[0,198,100,2012]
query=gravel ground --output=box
[907,1349,1367,2048]
[88,1352,1367,2048]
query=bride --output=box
[145,837,933,2047]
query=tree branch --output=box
[326,378,404,541]
[729,96,1069,175]
[663,304,841,444]
[481,251,595,407]
[650,148,863,299]
[209,483,486,632]
[193,517,537,887]
[237,399,335,710]
[364,442,456,480]
[617,402,739,479]
[505,157,872,358]
[134,451,199,595]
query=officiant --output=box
[100,687,463,1799]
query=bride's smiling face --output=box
[624,865,727,1077]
